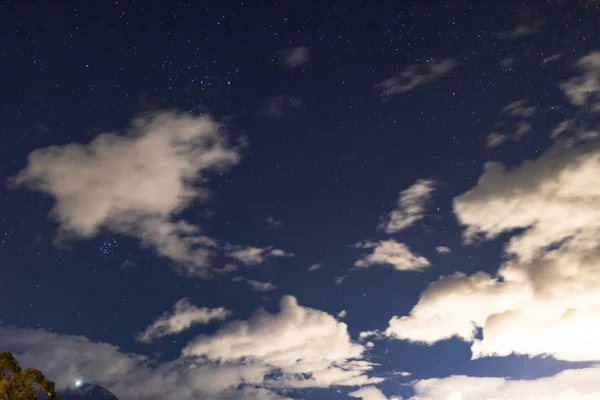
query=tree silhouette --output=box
[0,352,60,400]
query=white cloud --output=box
[379,179,436,233]
[385,140,600,361]
[561,51,600,110]
[335,274,350,285]
[226,245,293,265]
[309,263,323,272]
[11,111,243,277]
[183,296,382,388]
[374,59,456,99]
[279,46,309,67]
[409,366,600,400]
[265,216,284,229]
[233,276,277,292]
[349,386,389,400]
[435,246,451,254]
[354,240,430,272]
[338,310,347,319]
[136,298,230,343]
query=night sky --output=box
[2,1,600,399]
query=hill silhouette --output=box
[60,383,119,400]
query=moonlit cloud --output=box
[409,366,600,400]
[136,298,230,343]
[374,59,456,99]
[262,96,304,117]
[279,46,309,67]
[354,240,430,272]
[226,245,293,265]
[308,263,323,272]
[11,111,243,277]
[496,20,545,39]
[560,51,600,110]
[233,276,278,292]
[385,139,600,361]
[1,297,382,398]
[378,179,436,233]
[349,386,388,400]
[486,99,537,148]
[435,246,451,254]
[265,216,284,229]
[183,296,382,388]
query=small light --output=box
[75,379,83,388]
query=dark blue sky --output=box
[1,1,600,400]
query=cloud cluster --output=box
[385,140,600,362]
[11,111,242,276]
[183,296,382,388]
[374,59,456,99]
[435,246,451,254]
[136,298,230,343]
[486,99,537,148]
[1,296,380,399]
[354,240,430,272]
[378,179,436,233]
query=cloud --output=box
[226,245,293,265]
[214,264,239,274]
[560,51,600,110]
[435,246,451,254]
[233,276,277,292]
[279,46,309,67]
[183,296,382,388]
[1,297,382,398]
[354,240,430,272]
[0,326,282,400]
[265,216,284,230]
[11,111,243,277]
[308,263,323,272]
[349,386,389,400]
[496,20,545,39]
[335,274,350,285]
[374,59,456,99]
[136,298,230,343]
[378,179,436,233]
[262,96,304,117]
[409,366,600,400]
[338,310,347,319]
[385,140,600,361]
[486,99,537,148]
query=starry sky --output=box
[1,1,600,399]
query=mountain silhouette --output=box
[60,383,120,400]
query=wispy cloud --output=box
[265,216,284,230]
[354,240,430,272]
[232,276,277,291]
[279,46,309,67]
[374,58,457,99]
[486,99,537,148]
[378,179,436,233]
[496,20,546,39]
[136,298,230,343]
[226,245,293,265]
[262,95,304,117]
